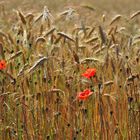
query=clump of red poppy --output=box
[77,89,93,100]
[0,60,6,70]
[82,68,96,79]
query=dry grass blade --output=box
[108,27,114,35]
[104,81,114,86]
[132,39,140,46]
[34,14,43,23]
[91,43,99,51]
[43,27,56,37]
[103,94,116,102]
[25,13,34,23]
[132,37,140,45]
[8,51,23,61]
[57,32,75,42]
[126,74,139,82]
[98,26,107,45]
[74,26,90,31]
[80,4,95,11]
[109,15,122,25]
[95,46,106,54]
[85,36,98,43]
[133,35,140,41]
[0,92,12,97]
[130,10,140,19]
[80,57,101,64]
[58,8,75,17]
[87,27,95,38]
[59,10,70,16]
[35,37,46,46]
[17,10,26,25]
[17,64,29,78]
[48,88,65,95]
[27,57,48,74]
[25,13,34,19]
[110,44,118,49]
[72,26,90,36]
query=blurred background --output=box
[1,0,140,14]
[0,0,140,31]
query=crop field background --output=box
[0,0,140,140]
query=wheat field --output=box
[0,0,140,140]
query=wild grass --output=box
[0,1,140,140]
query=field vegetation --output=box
[0,0,140,139]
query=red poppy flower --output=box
[77,89,93,100]
[0,60,6,70]
[82,68,96,79]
